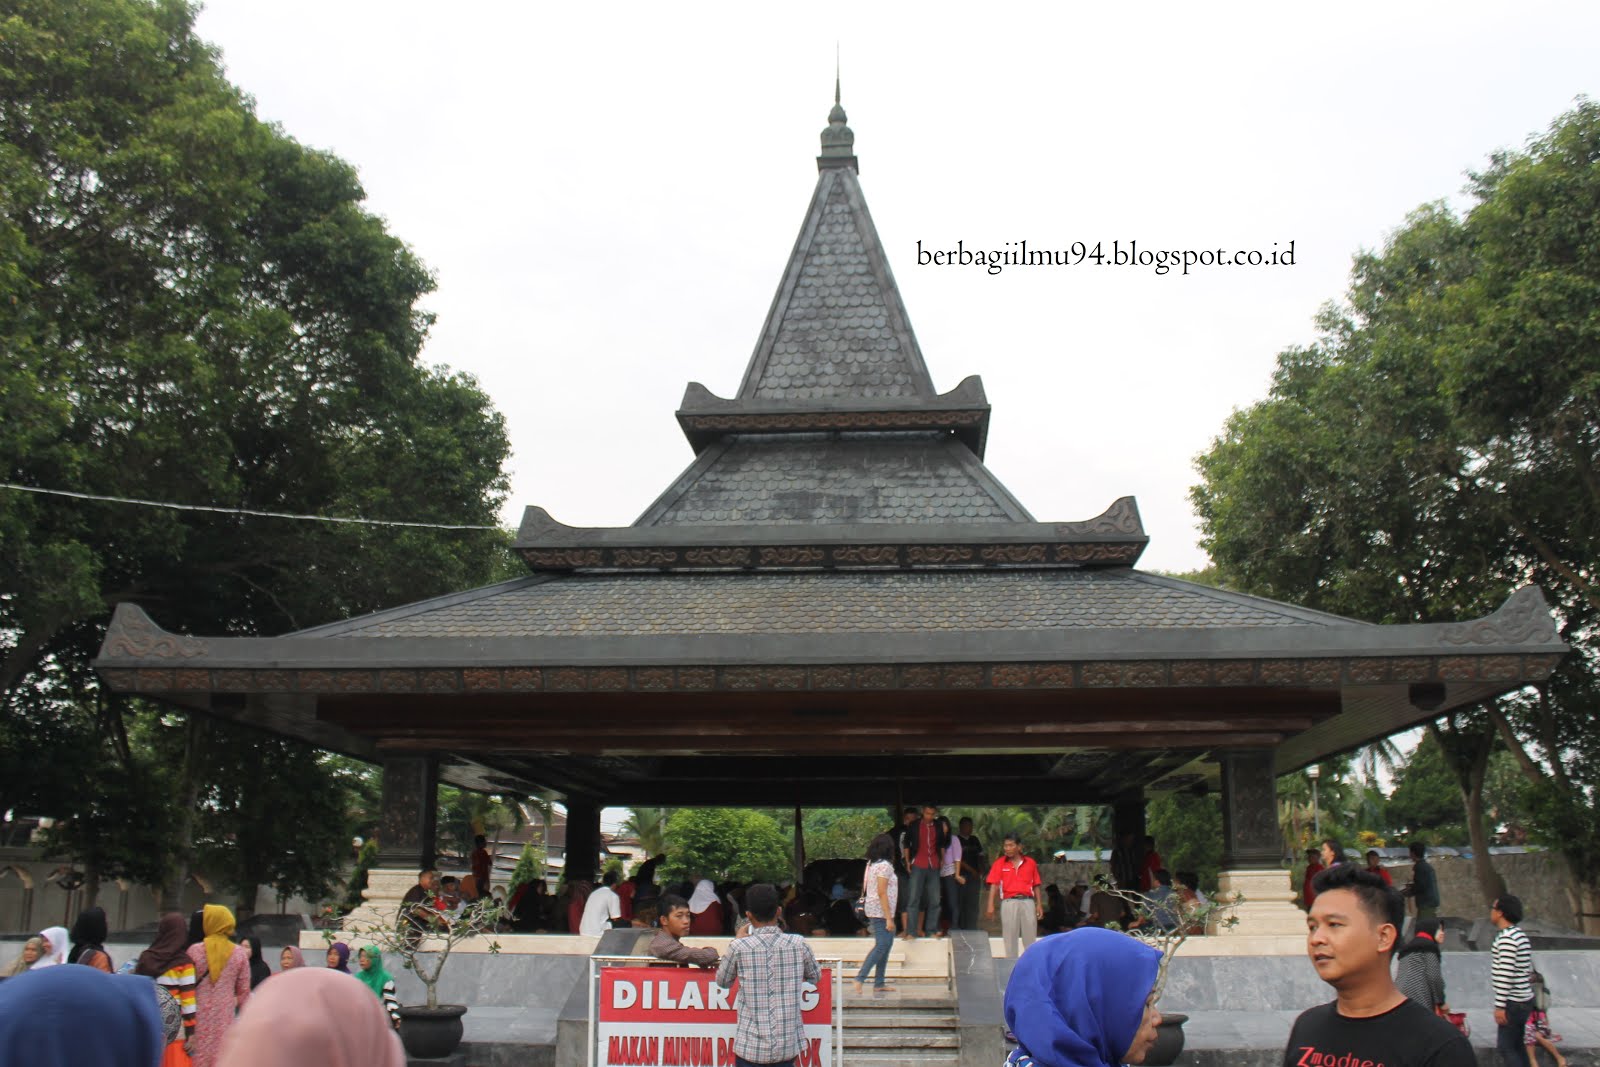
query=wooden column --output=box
[563,798,601,885]
[376,755,438,870]
[1111,787,1146,890]
[351,754,439,928]
[1212,747,1304,940]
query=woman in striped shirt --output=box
[135,913,199,1048]
[356,946,403,1029]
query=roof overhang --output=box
[513,496,1148,571]
[675,375,992,456]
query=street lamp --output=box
[1307,765,1321,838]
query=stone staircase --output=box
[840,938,960,1067]
[842,987,960,1067]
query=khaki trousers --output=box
[1000,897,1037,958]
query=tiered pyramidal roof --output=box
[518,95,1144,567]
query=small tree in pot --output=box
[334,892,503,1058]
[1093,875,1239,1067]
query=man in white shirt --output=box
[580,870,623,937]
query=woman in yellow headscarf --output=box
[183,904,252,1067]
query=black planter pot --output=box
[398,1004,468,1059]
[1142,1012,1188,1066]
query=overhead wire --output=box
[0,481,508,530]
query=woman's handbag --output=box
[853,867,871,925]
[1437,1007,1469,1038]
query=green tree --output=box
[1192,101,1600,903]
[659,808,791,884]
[1386,734,1471,841]
[0,0,514,904]
[507,839,548,895]
[1147,792,1223,886]
[805,810,883,860]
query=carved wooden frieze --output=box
[103,653,1557,698]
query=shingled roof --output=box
[91,94,1568,804]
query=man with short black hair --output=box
[1364,849,1393,886]
[1282,865,1472,1066]
[903,803,949,939]
[650,893,719,969]
[1490,894,1534,1067]
[716,883,820,1067]
[579,869,622,937]
[471,834,492,893]
[1402,842,1440,919]
[984,833,1043,958]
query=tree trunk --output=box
[83,862,101,911]
[236,884,258,920]
[162,714,208,910]
[1430,717,1506,905]
[1460,740,1507,904]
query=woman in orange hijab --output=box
[184,904,251,1067]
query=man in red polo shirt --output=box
[985,832,1044,958]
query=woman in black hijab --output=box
[186,908,206,947]
[244,936,272,989]
[68,905,112,971]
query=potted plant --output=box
[1093,876,1239,1067]
[334,891,504,1059]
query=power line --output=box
[1,482,507,531]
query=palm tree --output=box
[1354,737,1406,789]
[623,807,668,856]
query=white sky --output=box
[192,2,1599,573]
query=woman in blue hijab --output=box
[0,965,164,1067]
[1003,927,1165,1067]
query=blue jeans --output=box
[1498,999,1533,1066]
[907,866,941,935]
[855,916,894,987]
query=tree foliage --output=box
[659,808,791,884]
[1,0,515,903]
[805,810,883,861]
[1193,100,1600,897]
[1147,792,1223,886]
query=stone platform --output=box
[81,933,1599,1067]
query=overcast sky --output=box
[192,2,1598,573]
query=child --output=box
[1524,971,1565,1067]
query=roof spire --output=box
[818,50,857,172]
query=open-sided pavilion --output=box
[95,96,1566,935]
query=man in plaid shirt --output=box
[716,883,821,1067]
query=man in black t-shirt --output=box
[1284,864,1473,1067]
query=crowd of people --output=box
[0,829,1569,1067]
[0,903,406,1067]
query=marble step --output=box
[841,1030,961,1049]
[842,1010,958,1027]
[841,1052,962,1067]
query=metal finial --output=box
[835,44,840,106]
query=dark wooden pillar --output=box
[1218,748,1282,869]
[376,755,438,870]
[1111,787,1146,890]
[564,798,601,884]
[1112,787,1146,841]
